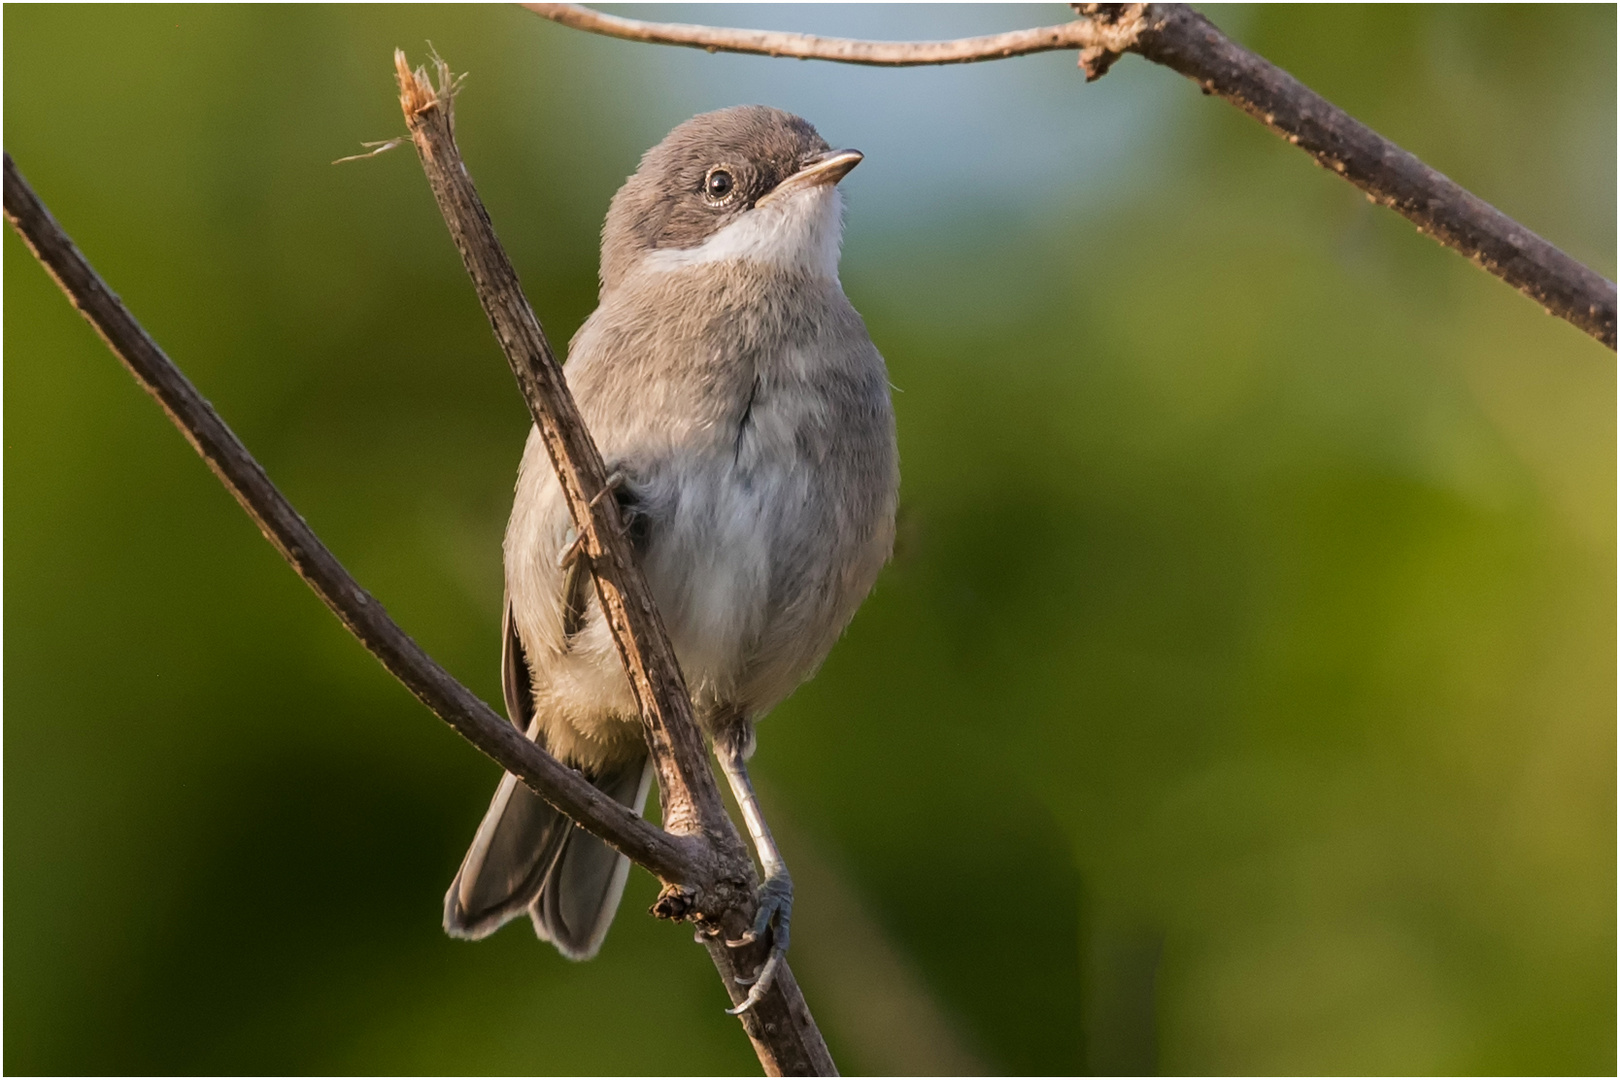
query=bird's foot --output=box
[588,469,627,509]
[724,873,792,1015]
[556,471,628,568]
[556,526,586,568]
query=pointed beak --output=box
[757,149,863,207]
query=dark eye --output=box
[704,168,735,202]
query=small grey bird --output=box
[443,106,899,1008]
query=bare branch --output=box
[5,120,836,1071]
[0,150,696,889]
[395,51,734,859]
[523,2,1144,69]
[392,54,835,1073]
[528,2,1616,351]
[1122,4,1616,349]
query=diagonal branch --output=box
[527,2,1616,351]
[393,49,736,875]
[4,111,832,1075]
[1,150,694,887]
[397,53,833,1074]
[1120,4,1616,350]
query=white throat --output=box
[641,185,845,281]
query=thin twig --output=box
[393,54,835,1074]
[523,2,1143,68]
[333,137,405,165]
[527,2,1616,351]
[0,150,696,888]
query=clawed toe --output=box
[723,874,792,1016]
[556,526,586,568]
[726,949,786,1015]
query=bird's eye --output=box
[704,168,735,203]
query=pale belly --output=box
[504,280,897,770]
[506,402,892,770]
[638,447,833,715]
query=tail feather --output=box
[532,755,654,960]
[448,596,652,955]
[444,594,562,939]
[444,746,653,956]
[444,762,570,940]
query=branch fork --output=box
[1070,3,1147,81]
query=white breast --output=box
[640,184,845,282]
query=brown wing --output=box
[500,594,535,731]
[559,555,592,645]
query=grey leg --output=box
[714,733,792,1016]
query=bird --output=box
[442,105,899,1011]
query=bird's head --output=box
[600,105,862,293]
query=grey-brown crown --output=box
[599,106,832,293]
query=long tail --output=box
[532,754,652,958]
[443,748,651,959]
[443,598,652,957]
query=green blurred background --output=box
[5,4,1614,1074]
